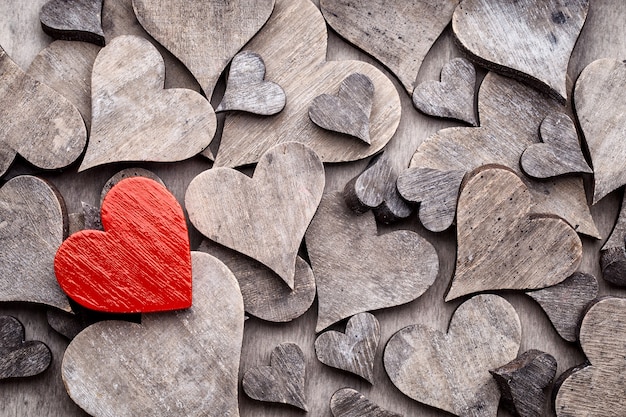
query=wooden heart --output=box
[453,0,589,102]
[384,294,521,417]
[526,272,598,342]
[0,175,70,311]
[319,0,460,95]
[0,315,52,380]
[132,0,274,97]
[55,177,192,313]
[600,192,626,286]
[305,192,438,332]
[62,251,244,417]
[216,51,285,115]
[314,312,380,383]
[186,142,325,289]
[575,58,626,204]
[554,297,626,416]
[242,342,308,411]
[79,35,215,171]
[309,73,374,144]
[447,167,582,301]
[0,45,86,178]
[213,0,401,167]
[521,113,592,179]
[40,0,105,46]
[397,71,599,238]
[412,57,477,126]
[330,388,401,417]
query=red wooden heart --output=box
[54,177,192,313]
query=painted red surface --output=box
[54,177,192,313]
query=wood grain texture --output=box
[80,35,215,171]
[54,177,192,313]
[40,0,104,46]
[306,192,439,332]
[490,349,557,417]
[99,167,164,205]
[412,57,477,126]
[574,58,626,204]
[243,342,308,411]
[601,192,626,286]
[62,251,244,417]
[526,272,599,342]
[213,0,401,167]
[521,113,592,179]
[187,142,325,289]
[46,309,86,340]
[384,294,522,417]
[554,297,626,416]
[398,71,599,238]
[0,315,51,380]
[319,0,460,95]
[453,0,589,102]
[448,167,583,301]
[315,312,380,383]
[330,388,402,417]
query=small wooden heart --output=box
[330,388,401,417]
[40,0,105,46]
[242,342,308,411]
[309,73,374,144]
[412,57,477,126]
[0,316,51,380]
[600,191,626,287]
[384,294,521,417]
[216,51,285,115]
[315,312,380,383]
[447,166,583,301]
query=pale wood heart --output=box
[80,35,216,171]
[521,113,592,179]
[242,342,308,411]
[62,252,244,417]
[213,0,401,167]
[447,167,582,301]
[0,45,86,178]
[186,142,325,289]
[555,297,626,416]
[320,0,460,95]
[397,71,599,238]
[216,51,285,115]
[40,0,105,46]
[0,315,52,380]
[0,175,70,311]
[575,58,626,204]
[384,294,521,417]
[453,0,589,102]
[412,57,477,126]
[314,312,380,383]
[132,0,274,97]
[330,388,401,417]
[305,192,438,332]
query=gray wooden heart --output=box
[0,315,51,380]
[40,0,105,46]
[600,192,626,287]
[330,388,401,417]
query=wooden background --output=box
[1,1,625,416]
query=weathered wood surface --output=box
[40,0,104,46]
[600,191,626,286]
[330,388,402,417]
[99,167,164,205]
[0,315,51,379]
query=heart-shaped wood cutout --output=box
[521,113,592,179]
[186,142,325,289]
[242,342,308,411]
[384,294,521,417]
[40,0,105,46]
[330,388,401,417]
[62,251,243,417]
[55,176,192,313]
[217,51,285,115]
[600,192,626,286]
[132,0,274,97]
[0,315,52,380]
[213,0,401,167]
[575,58,626,204]
[412,57,477,126]
[315,312,380,383]
[309,73,374,144]
[453,0,589,102]
[0,175,70,311]
[554,297,626,416]
[305,192,438,332]
[0,45,86,178]
[79,35,215,171]
[320,0,460,95]
[447,167,582,301]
